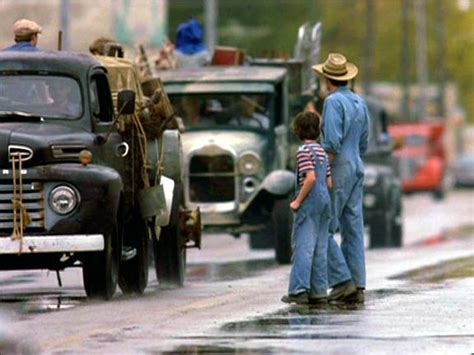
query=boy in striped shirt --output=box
[282,111,333,305]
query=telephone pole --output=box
[204,0,218,52]
[415,0,428,120]
[362,0,375,96]
[60,0,70,50]
[400,0,411,121]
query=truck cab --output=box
[389,121,446,199]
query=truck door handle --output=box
[116,142,129,157]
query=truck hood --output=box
[0,122,94,168]
[182,130,268,157]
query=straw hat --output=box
[13,19,42,37]
[313,53,358,81]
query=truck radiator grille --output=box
[189,154,235,202]
[0,182,45,234]
[399,158,417,180]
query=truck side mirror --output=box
[117,90,136,115]
[380,110,388,133]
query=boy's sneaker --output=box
[328,280,356,302]
[281,293,308,305]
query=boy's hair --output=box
[293,111,321,141]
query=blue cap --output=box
[176,19,207,55]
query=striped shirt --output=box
[296,142,331,187]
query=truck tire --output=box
[390,198,403,247]
[118,216,149,295]
[391,218,403,247]
[272,197,292,264]
[249,227,273,249]
[82,226,120,300]
[369,217,391,248]
[433,187,445,200]
[153,183,186,286]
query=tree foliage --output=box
[169,0,473,121]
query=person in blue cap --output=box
[313,53,370,304]
[175,19,211,68]
[3,19,42,52]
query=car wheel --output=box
[118,215,149,295]
[82,225,120,300]
[272,197,292,264]
[153,183,186,286]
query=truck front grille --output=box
[399,158,417,180]
[0,182,45,234]
[189,154,235,202]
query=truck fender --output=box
[241,170,295,219]
[147,129,183,185]
[260,170,296,196]
[156,175,175,227]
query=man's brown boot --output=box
[328,280,356,302]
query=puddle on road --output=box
[161,344,275,354]
[187,258,276,282]
[391,256,474,283]
[0,294,83,314]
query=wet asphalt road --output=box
[0,189,473,354]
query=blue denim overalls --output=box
[322,87,370,289]
[288,145,331,298]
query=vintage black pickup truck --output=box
[0,51,198,299]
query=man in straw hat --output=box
[313,53,370,304]
[3,19,42,52]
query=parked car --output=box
[453,153,474,187]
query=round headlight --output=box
[49,186,79,215]
[239,152,261,175]
[363,193,376,208]
[363,167,378,187]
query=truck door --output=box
[89,72,129,181]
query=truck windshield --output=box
[0,75,82,119]
[169,93,272,130]
[404,134,427,147]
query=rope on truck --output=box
[10,153,31,254]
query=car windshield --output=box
[169,93,273,130]
[0,75,82,119]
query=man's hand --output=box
[290,200,301,211]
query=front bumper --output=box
[0,234,104,254]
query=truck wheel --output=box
[82,226,120,300]
[391,218,403,247]
[369,218,391,248]
[118,216,149,295]
[433,187,445,200]
[272,197,292,264]
[153,183,186,286]
[249,227,273,249]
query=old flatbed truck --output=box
[0,51,200,299]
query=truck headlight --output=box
[364,193,376,208]
[239,152,261,175]
[364,166,378,187]
[49,186,79,215]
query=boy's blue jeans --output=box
[288,194,330,298]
